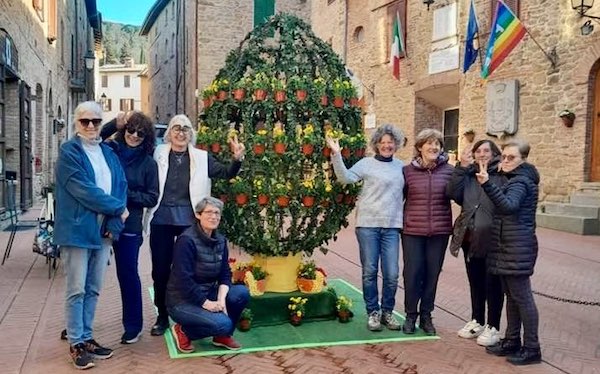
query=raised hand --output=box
[325,136,340,154]
[475,160,489,184]
[229,135,246,161]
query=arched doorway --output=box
[592,68,600,181]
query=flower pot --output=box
[337,310,351,323]
[301,143,314,156]
[349,97,359,107]
[216,90,228,101]
[297,277,323,293]
[295,89,307,102]
[341,148,351,159]
[302,195,315,207]
[254,89,267,101]
[343,194,355,205]
[354,148,365,158]
[320,200,330,207]
[232,269,246,284]
[333,96,344,108]
[202,97,212,108]
[253,144,266,155]
[335,193,344,203]
[257,194,269,206]
[274,90,286,102]
[322,147,332,158]
[290,314,302,326]
[276,195,290,207]
[233,88,246,101]
[196,143,208,151]
[253,253,302,292]
[274,142,286,155]
[561,116,575,128]
[247,278,266,296]
[219,194,229,203]
[235,193,249,206]
[320,95,329,106]
[211,143,222,153]
[256,279,266,294]
[238,319,251,331]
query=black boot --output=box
[402,316,416,334]
[507,347,542,365]
[150,315,169,336]
[420,315,436,335]
[486,338,521,356]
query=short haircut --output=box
[164,114,197,144]
[502,139,531,159]
[414,128,444,156]
[194,196,224,213]
[472,139,501,157]
[114,112,156,155]
[368,124,405,154]
[72,101,103,136]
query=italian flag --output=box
[390,11,405,80]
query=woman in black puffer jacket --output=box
[476,139,541,366]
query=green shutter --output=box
[254,0,275,28]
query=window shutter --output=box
[491,0,520,17]
[253,0,275,28]
[48,0,58,42]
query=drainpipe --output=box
[343,0,348,64]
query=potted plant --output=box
[230,176,251,206]
[324,128,346,158]
[559,109,576,127]
[331,78,348,108]
[273,180,293,207]
[288,296,308,326]
[336,295,353,323]
[299,178,316,207]
[238,308,253,331]
[214,78,230,101]
[319,180,334,207]
[271,77,287,102]
[297,259,326,293]
[272,122,287,154]
[230,260,251,284]
[288,75,309,102]
[253,177,269,205]
[232,77,251,101]
[200,84,216,108]
[252,129,269,155]
[299,123,318,156]
[252,72,270,101]
[313,77,328,106]
[348,133,367,158]
[244,263,268,296]
[196,124,212,150]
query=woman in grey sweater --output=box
[326,124,405,332]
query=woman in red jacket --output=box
[402,129,454,335]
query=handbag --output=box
[32,202,59,258]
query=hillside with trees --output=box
[101,21,148,65]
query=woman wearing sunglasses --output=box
[144,114,246,337]
[99,111,159,344]
[475,139,542,366]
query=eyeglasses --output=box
[171,125,192,134]
[79,118,102,127]
[501,154,519,162]
[126,126,146,138]
[201,210,221,217]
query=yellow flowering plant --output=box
[312,77,327,97]
[336,295,353,313]
[215,78,230,91]
[230,176,251,195]
[253,128,269,143]
[332,78,355,98]
[300,123,318,144]
[253,177,267,193]
[201,84,217,99]
[288,296,308,318]
[272,180,293,196]
[252,72,271,90]
[299,178,316,196]
[273,125,287,142]
[196,124,218,144]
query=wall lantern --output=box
[558,110,576,128]
[83,50,95,71]
[572,0,595,16]
[423,0,434,11]
[99,92,107,106]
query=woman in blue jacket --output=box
[54,101,128,370]
[100,111,159,344]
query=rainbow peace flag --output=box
[481,0,526,79]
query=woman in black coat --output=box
[476,139,541,366]
[447,140,505,346]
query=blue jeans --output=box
[113,233,143,335]
[355,227,400,314]
[62,239,111,345]
[167,285,250,340]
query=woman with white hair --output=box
[145,114,245,336]
[326,124,405,332]
[54,101,128,369]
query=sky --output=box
[97,0,155,26]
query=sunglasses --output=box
[125,126,146,138]
[79,118,102,127]
[501,154,519,162]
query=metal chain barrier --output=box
[532,290,600,306]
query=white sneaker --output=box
[477,325,501,346]
[367,310,383,331]
[458,319,484,338]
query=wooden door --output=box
[592,69,600,181]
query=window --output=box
[172,33,175,55]
[385,0,407,62]
[491,0,519,19]
[101,75,108,87]
[124,75,130,88]
[443,109,459,153]
[253,0,275,28]
[102,99,112,112]
[119,99,134,111]
[353,26,364,43]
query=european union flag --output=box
[463,0,479,73]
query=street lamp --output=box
[572,0,595,16]
[423,0,434,10]
[83,50,95,71]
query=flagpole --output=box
[523,28,557,69]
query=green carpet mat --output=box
[149,279,439,358]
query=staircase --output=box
[537,182,600,235]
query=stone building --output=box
[96,57,146,122]
[140,0,310,125]
[310,0,600,232]
[0,0,101,224]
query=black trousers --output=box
[149,224,189,318]
[501,275,540,349]
[402,234,449,319]
[462,241,504,329]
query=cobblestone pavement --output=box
[1,207,599,373]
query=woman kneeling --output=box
[166,197,249,353]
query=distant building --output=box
[140,0,311,125]
[0,0,101,223]
[96,57,146,122]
